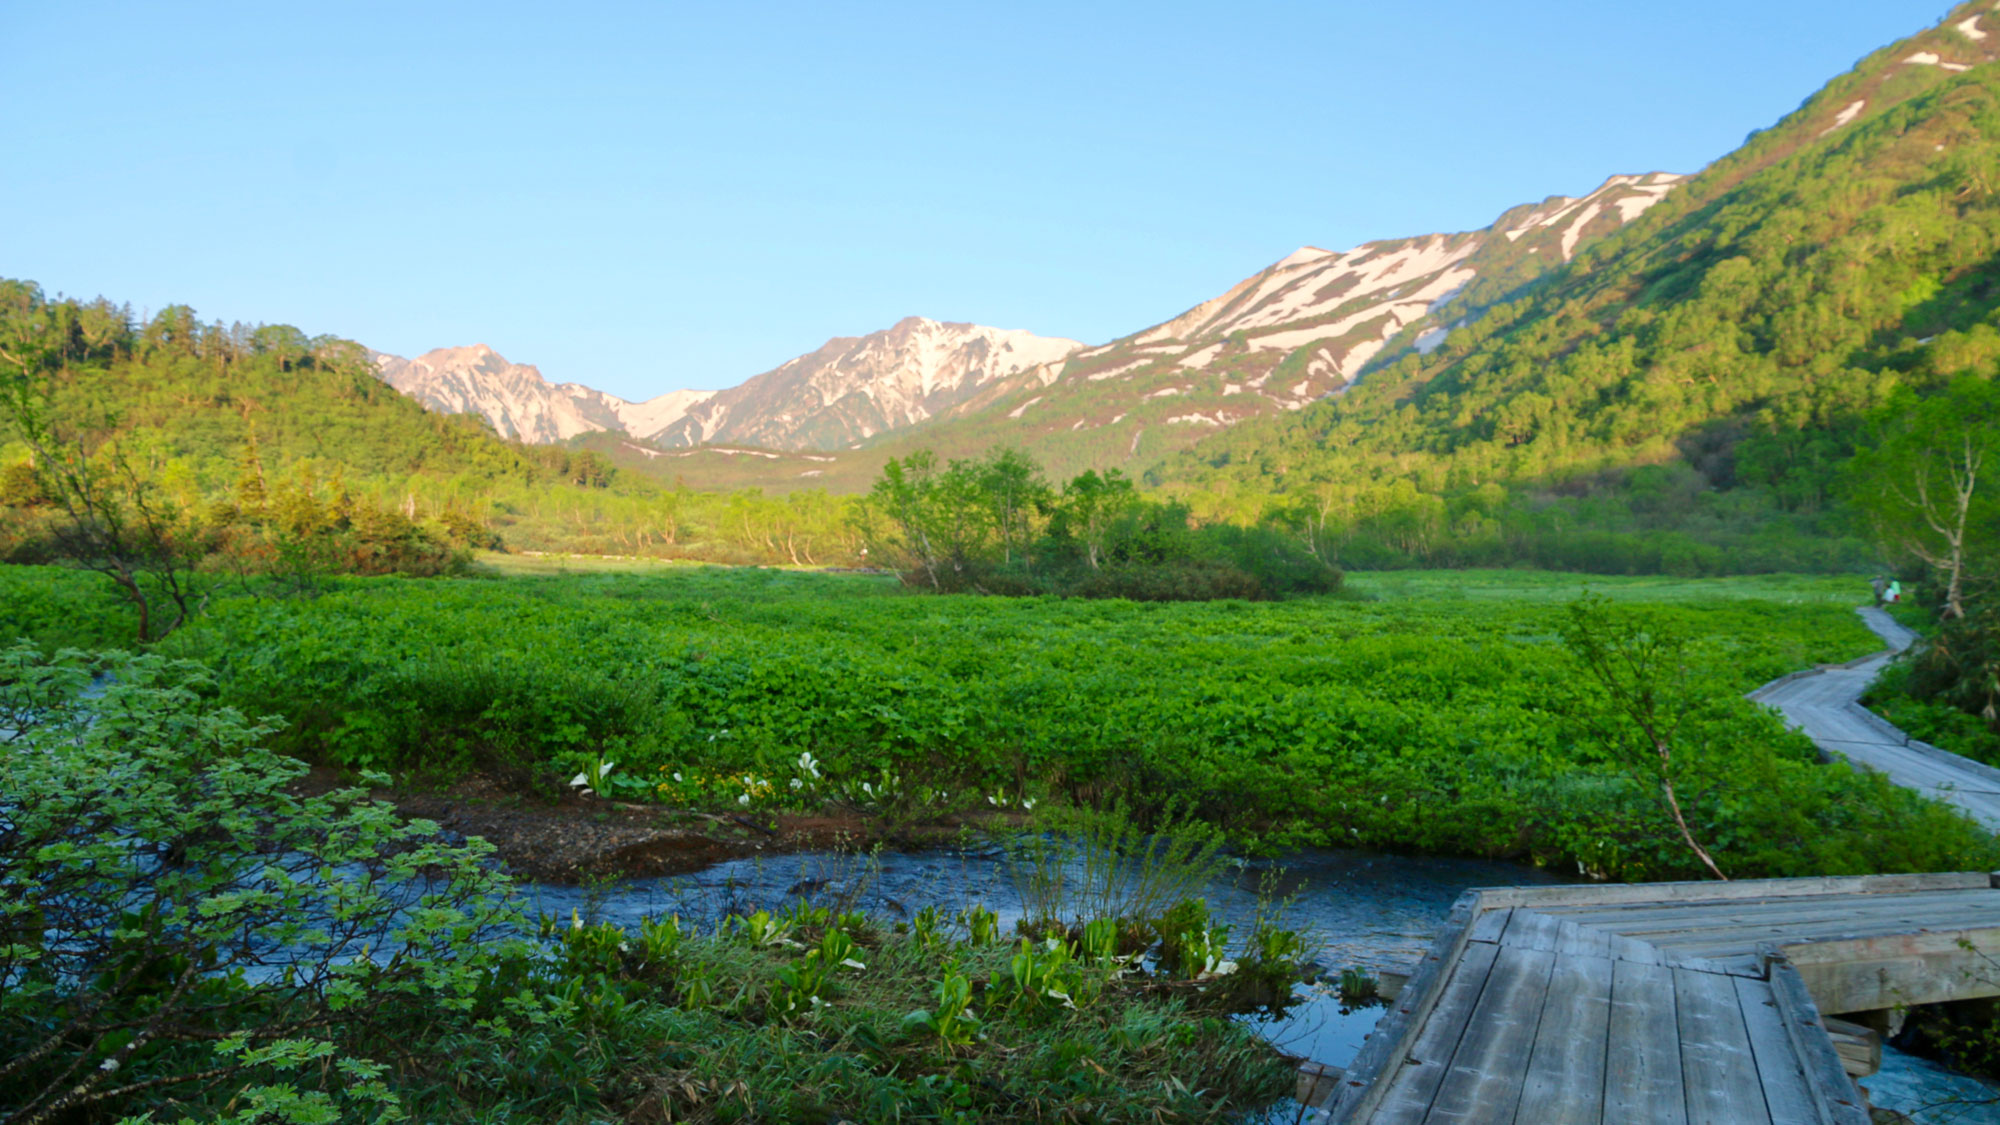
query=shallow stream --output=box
[522,844,2000,1122]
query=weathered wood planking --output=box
[1754,607,2000,828]
[1334,872,2000,1122]
[1764,952,1872,1125]
[1783,926,2000,1013]
[1538,887,2000,931]
[1473,871,1990,911]
[1329,892,1483,1123]
[1733,974,1819,1124]
[1603,959,1687,1124]
[1510,951,1614,1125]
[1817,1017,1882,1079]
[1675,966,1772,1125]
[1421,944,1558,1123]
[1369,942,1502,1124]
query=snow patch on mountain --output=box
[648,317,1082,451]
[376,318,1078,454]
[1029,171,1685,436]
[370,345,709,445]
[1823,99,1868,134]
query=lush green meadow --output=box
[5,562,1988,883]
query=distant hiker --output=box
[1871,576,1888,606]
[1887,580,1903,604]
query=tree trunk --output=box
[1658,747,1727,881]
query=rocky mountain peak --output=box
[373,320,1082,454]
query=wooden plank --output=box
[1371,941,1504,1124]
[1783,927,2000,1013]
[1420,944,1558,1123]
[1468,907,1512,944]
[1498,907,1565,951]
[1543,888,2000,932]
[1604,958,1687,1125]
[1473,872,1989,911]
[1511,952,1613,1125]
[1328,891,1483,1124]
[1819,1017,1881,1079]
[1764,952,1871,1125]
[1675,966,1772,1125]
[1644,890,2000,931]
[1633,904,2000,956]
[1732,975,1818,1124]
[1781,927,2000,971]
[1547,885,2000,924]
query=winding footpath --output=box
[1749,606,2000,831]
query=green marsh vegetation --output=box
[8,562,1993,886]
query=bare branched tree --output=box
[1560,596,1730,881]
[1847,378,2000,621]
[2,350,214,641]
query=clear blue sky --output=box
[0,1,1954,401]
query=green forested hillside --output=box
[1157,2,2000,568]
[0,282,874,570]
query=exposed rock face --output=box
[370,345,716,445]
[372,319,1079,452]
[645,318,1082,450]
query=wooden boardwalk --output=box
[1751,606,2000,829]
[1327,873,2000,1124]
[1321,614,2000,1123]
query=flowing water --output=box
[522,844,2000,1123]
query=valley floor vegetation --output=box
[5,562,1994,887]
[0,647,1300,1123]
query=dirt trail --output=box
[1750,606,2000,830]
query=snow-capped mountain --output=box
[860,172,1687,483]
[371,175,1674,473]
[373,320,1079,452]
[648,317,1082,450]
[369,345,714,445]
[1044,172,1687,415]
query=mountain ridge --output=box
[370,345,717,446]
[373,317,1081,453]
[1150,0,2000,514]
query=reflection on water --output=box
[520,845,2000,1123]
[521,844,1570,1069]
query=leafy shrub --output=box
[0,644,521,1122]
